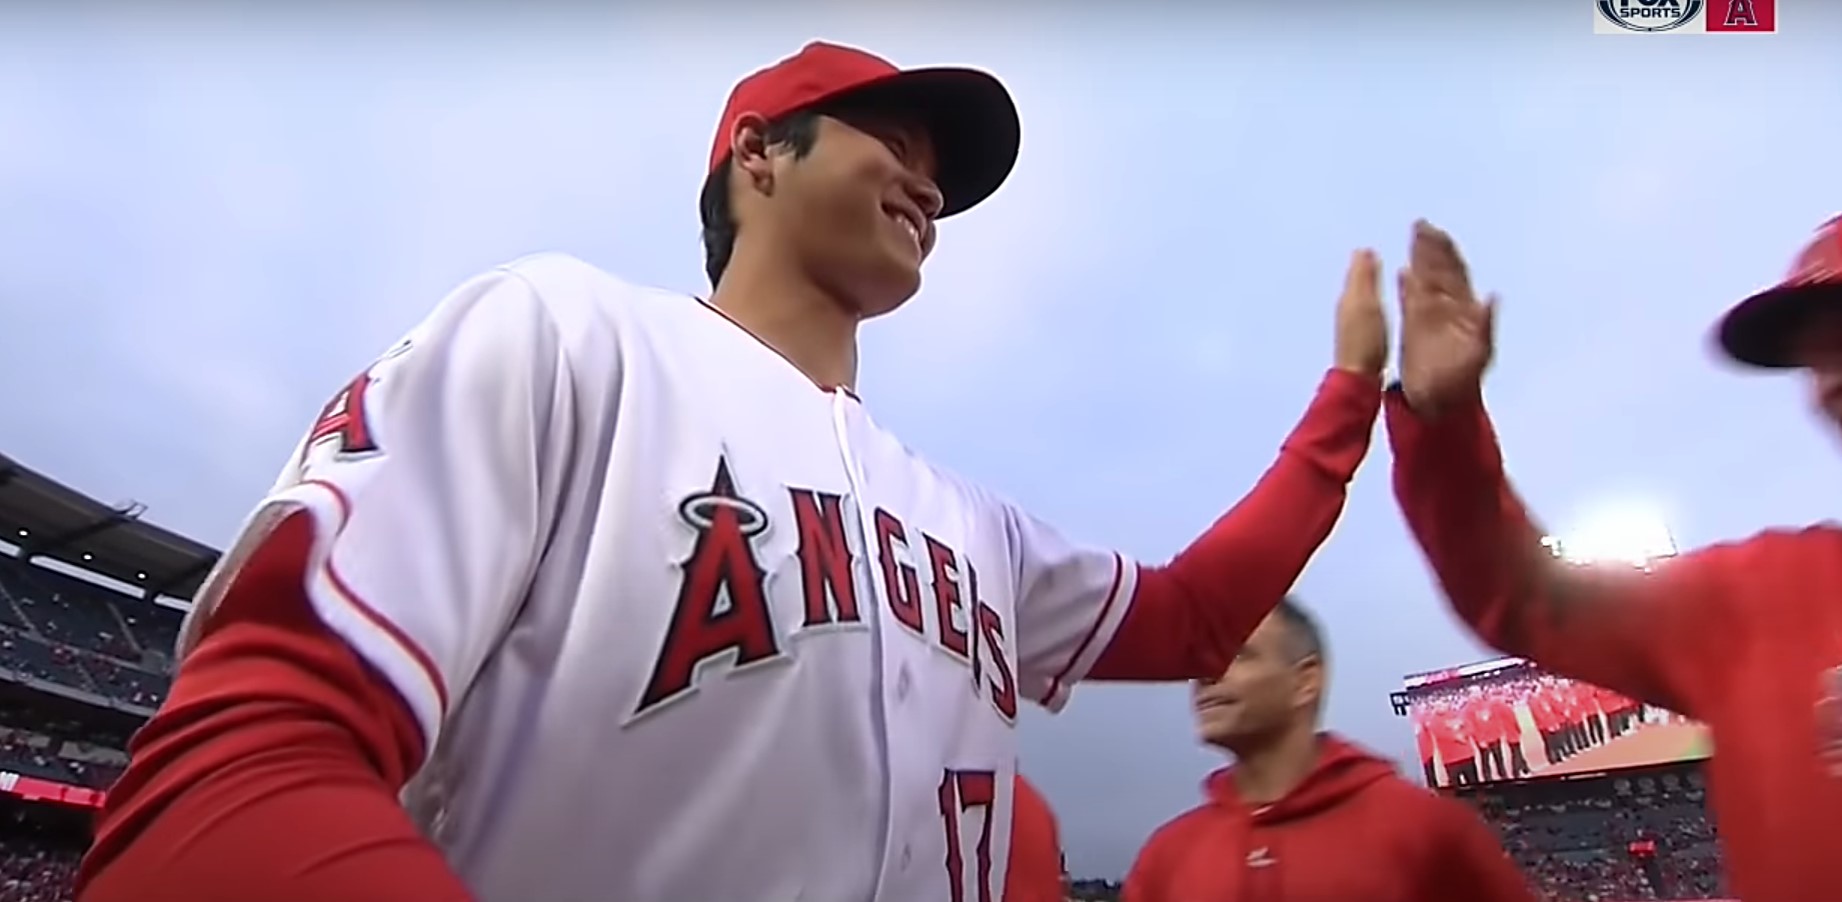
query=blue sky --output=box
[3,1,1840,881]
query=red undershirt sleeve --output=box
[1088,368,1380,681]
[1386,388,1742,714]
[75,513,475,902]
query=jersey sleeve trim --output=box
[282,477,451,748]
[1035,552,1136,711]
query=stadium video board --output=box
[1397,656,1710,789]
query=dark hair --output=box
[1273,596,1326,666]
[698,110,823,287]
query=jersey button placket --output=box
[874,596,928,891]
[830,392,922,895]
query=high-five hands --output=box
[1397,220,1497,415]
[1334,249,1389,379]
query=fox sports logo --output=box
[1597,0,1704,32]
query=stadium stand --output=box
[0,453,208,900]
[0,794,87,902]
[1392,651,1730,902]
[1459,762,1726,901]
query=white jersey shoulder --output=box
[182,253,1136,902]
[855,434,1139,710]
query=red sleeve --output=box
[76,513,475,902]
[1089,369,1379,681]
[1385,389,1746,715]
[1421,796,1537,902]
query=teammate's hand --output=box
[1398,220,1496,415]
[1333,248,1389,378]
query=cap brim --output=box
[825,67,1020,219]
[1716,281,1842,368]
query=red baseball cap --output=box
[1717,213,1842,368]
[709,41,1020,219]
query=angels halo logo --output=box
[1597,0,1705,32]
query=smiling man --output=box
[1123,600,1534,902]
[77,42,1384,902]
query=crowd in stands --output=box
[1465,765,1726,901]
[0,554,180,712]
[0,797,87,902]
[0,697,130,793]
[0,552,179,793]
[0,840,77,902]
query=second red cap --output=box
[1717,214,1842,368]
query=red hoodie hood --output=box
[1203,733,1397,824]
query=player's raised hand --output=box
[1398,220,1496,414]
[1333,248,1389,378]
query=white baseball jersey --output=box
[181,253,1137,902]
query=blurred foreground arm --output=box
[77,516,475,902]
[80,267,575,901]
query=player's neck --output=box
[709,250,861,391]
[1229,724,1321,805]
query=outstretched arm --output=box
[1087,367,1379,682]
[1387,388,1739,715]
[1382,219,1742,716]
[1007,250,1388,708]
[79,517,475,902]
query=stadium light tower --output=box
[1542,502,1678,568]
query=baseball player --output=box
[76,41,1386,902]
[1387,216,1842,901]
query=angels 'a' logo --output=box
[306,372,380,457]
[630,456,783,721]
[304,339,411,461]
[676,464,770,539]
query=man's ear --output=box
[1294,656,1325,711]
[730,112,775,195]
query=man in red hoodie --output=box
[1122,599,1534,902]
[1388,216,1842,902]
